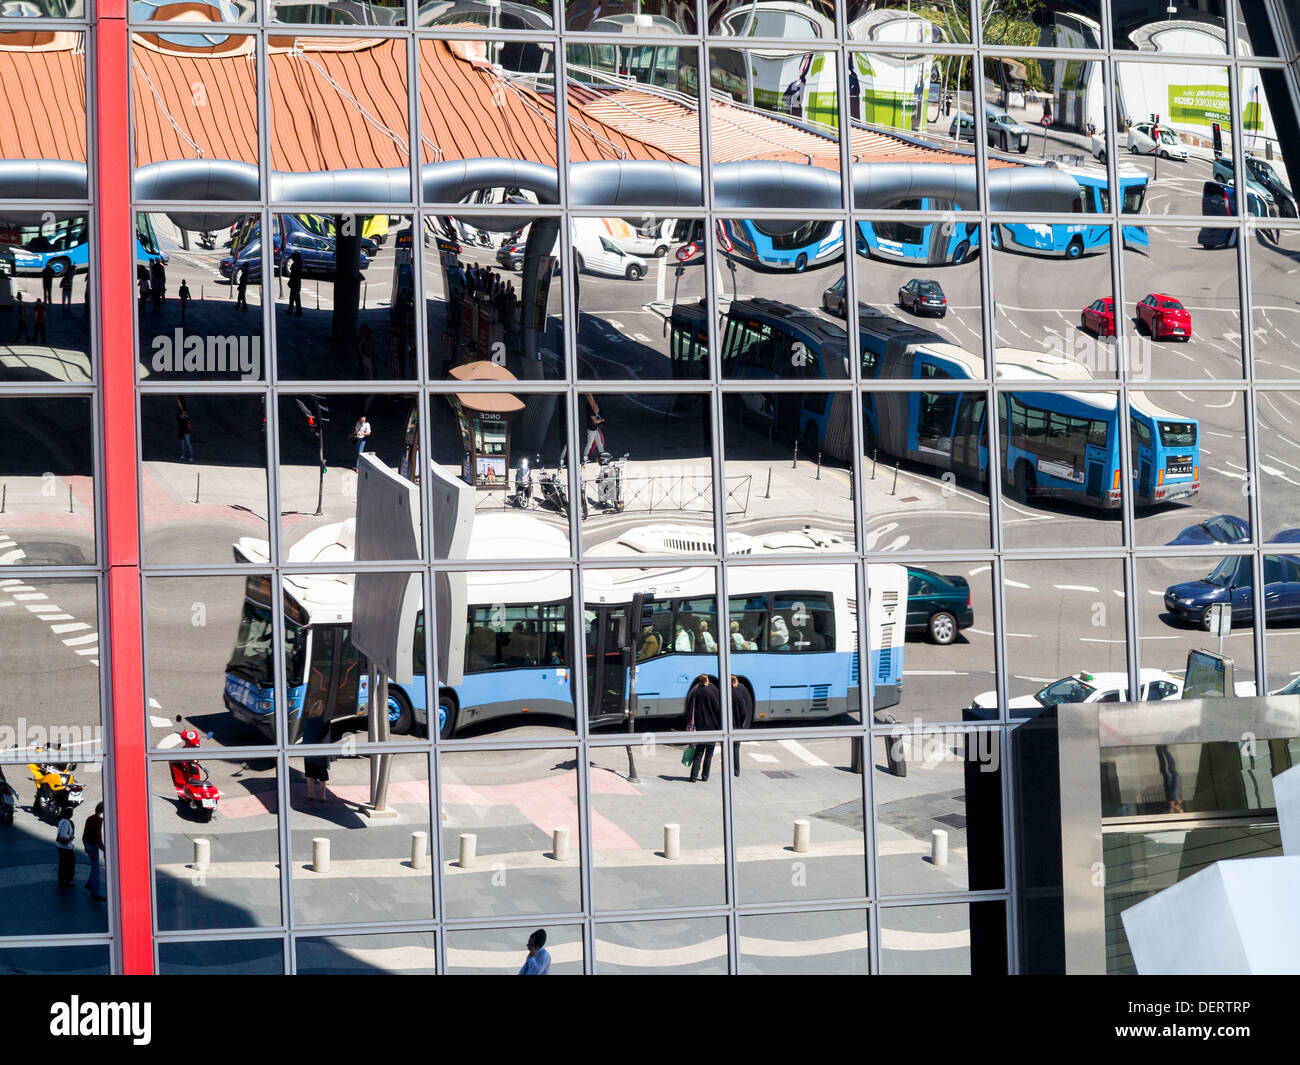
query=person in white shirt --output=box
[698,620,717,653]
[349,415,372,470]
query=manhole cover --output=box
[933,813,967,829]
[898,496,920,502]
[763,770,796,779]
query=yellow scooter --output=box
[26,759,84,821]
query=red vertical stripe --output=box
[96,2,154,974]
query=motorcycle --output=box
[0,767,16,825]
[590,451,628,513]
[169,719,221,822]
[537,461,588,520]
[27,758,84,821]
[197,230,217,250]
[509,453,537,509]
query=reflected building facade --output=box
[2,0,1300,974]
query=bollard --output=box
[410,831,429,870]
[793,819,811,853]
[931,829,949,867]
[552,826,571,862]
[892,461,899,495]
[816,451,822,480]
[664,823,681,861]
[458,832,477,869]
[792,441,799,469]
[765,468,772,499]
[312,837,331,873]
[68,484,74,514]
[193,838,210,871]
[194,471,200,504]
[2,482,6,513]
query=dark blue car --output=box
[905,567,974,645]
[1165,514,1250,546]
[1164,551,1300,629]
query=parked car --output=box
[897,278,947,317]
[1166,515,1250,546]
[1080,296,1115,336]
[1127,121,1188,160]
[822,275,847,317]
[219,223,370,285]
[969,669,1183,714]
[1164,551,1300,629]
[949,106,1030,154]
[905,567,974,645]
[495,221,649,279]
[1090,130,1107,163]
[1136,293,1191,341]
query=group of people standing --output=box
[683,675,754,783]
[55,801,106,899]
[12,261,77,343]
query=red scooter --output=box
[168,719,220,822]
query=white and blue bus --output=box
[856,317,1201,508]
[223,514,907,740]
[719,218,844,273]
[989,166,1150,259]
[3,212,166,277]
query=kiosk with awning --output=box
[448,360,524,488]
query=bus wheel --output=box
[387,689,413,735]
[437,694,458,739]
[49,257,72,278]
[794,253,808,272]
[928,611,958,645]
[1065,238,1083,260]
[1014,461,1036,501]
[953,241,970,264]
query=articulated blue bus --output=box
[990,166,1150,258]
[857,315,1201,508]
[223,515,906,740]
[4,213,165,277]
[719,218,844,272]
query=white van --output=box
[571,219,649,280]
[608,217,676,258]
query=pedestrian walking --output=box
[177,401,194,462]
[518,929,551,975]
[41,263,55,303]
[83,802,105,899]
[286,253,303,316]
[151,259,166,313]
[32,297,46,344]
[60,270,73,306]
[55,806,76,886]
[235,267,248,311]
[178,279,191,326]
[730,675,754,778]
[685,675,721,782]
[138,269,150,313]
[13,292,27,341]
[349,414,372,469]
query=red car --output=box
[1080,296,1115,336]
[1136,293,1192,341]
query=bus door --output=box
[585,605,630,727]
[299,624,363,742]
[951,394,986,480]
[1130,414,1155,500]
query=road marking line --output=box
[62,633,99,646]
[74,648,98,656]
[12,593,45,601]
[149,716,172,728]
[36,613,72,620]
[1054,584,1099,592]
[51,622,91,634]
[1002,579,1030,589]
[748,752,779,763]
[778,739,829,767]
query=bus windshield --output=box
[1158,421,1196,447]
[226,599,307,686]
[1122,181,1146,213]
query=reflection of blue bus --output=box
[857,317,1200,508]
[711,297,855,459]
[223,514,906,741]
[720,218,843,272]
[6,213,165,277]
[991,167,1149,258]
[855,201,981,265]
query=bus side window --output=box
[774,593,833,652]
[412,612,426,676]
[728,596,767,652]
